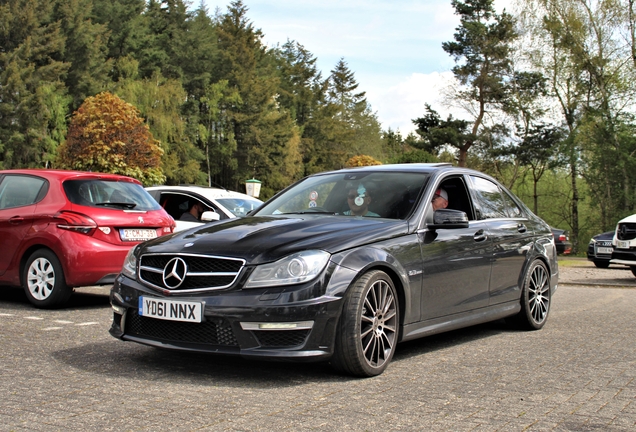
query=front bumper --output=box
[611,247,636,266]
[109,274,344,361]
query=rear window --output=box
[64,179,161,211]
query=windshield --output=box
[64,179,162,211]
[217,197,263,217]
[256,171,429,220]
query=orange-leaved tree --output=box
[344,155,382,167]
[56,92,164,185]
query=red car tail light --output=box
[55,211,98,235]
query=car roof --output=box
[146,185,261,201]
[0,169,140,183]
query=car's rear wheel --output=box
[508,260,550,330]
[594,261,610,269]
[22,249,72,308]
[331,270,399,377]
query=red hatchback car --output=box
[0,169,175,308]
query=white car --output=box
[145,185,263,232]
[611,213,636,276]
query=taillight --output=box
[55,211,98,235]
[559,234,567,241]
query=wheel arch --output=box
[19,245,66,287]
[330,247,411,339]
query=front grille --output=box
[253,330,310,348]
[125,309,239,346]
[617,223,636,241]
[139,253,245,293]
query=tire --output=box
[631,267,636,277]
[594,261,610,269]
[331,270,399,377]
[508,260,550,330]
[22,249,72,309]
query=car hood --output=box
[592,231,614,241]
[140,215,409,265]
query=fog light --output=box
[240,321,314,331]
[98,227,111,234]
[111,303,126,315]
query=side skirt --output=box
[400,301,521,342]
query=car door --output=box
[468,175,531,305]
[0,175,47,275]
[419,175,492,320]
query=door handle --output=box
[474,229,487,242]
[517,223,527,233]
[9,216,25,225]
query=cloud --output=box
[365,71,464,135]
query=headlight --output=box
[121,245,139,279]
[245,250,330,288]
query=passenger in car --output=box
[432,188,449,211]
[343,184,380,217]
[180,201,205,221]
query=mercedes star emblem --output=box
[162,257,188,289]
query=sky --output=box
[202,0,512,135]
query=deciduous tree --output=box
[56,92,164,185]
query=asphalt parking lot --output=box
[0,260,635,431]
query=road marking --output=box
[54,320,74,324]
[43,327,63,331]
[0,313,14,316]
[76,322,99,326]
[25,316,44,320]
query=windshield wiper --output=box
[281,211,337,215]
[95,202,137,209]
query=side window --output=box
[437,176,476,220]
[469,176,507,219]
[500,189,523,218]
[160,193,226,221]
[0,175,46,210]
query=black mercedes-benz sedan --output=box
[109,163,558,377]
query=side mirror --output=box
[200,211,220,222]
[428,208,469,229]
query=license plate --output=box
[596,247,613,254]
[120,229,157,241]
[139,296,203,323]
[617,240,630,249]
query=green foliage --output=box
[442,0,518,166]
[0,0,71,169]
[56,92,164,185]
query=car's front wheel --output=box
[22,249,72,308]
[508,260,550,330]
[594,261,610,269]
[331,270,399,377]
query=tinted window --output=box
[469,176,507,219]
[64,179,161,211]
[0,175,46,209]
[500,189,523,218]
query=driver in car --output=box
[343,184,379,217]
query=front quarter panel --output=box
[329,233,421,325]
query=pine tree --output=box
[215,1,301,196]
[52,0,111,109]
[442,0,517,166]
[0,0,71,169]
